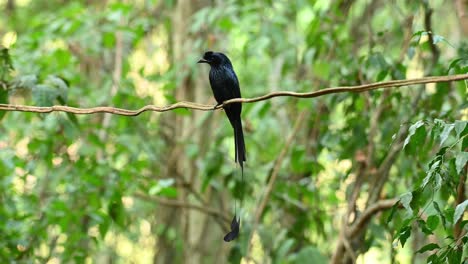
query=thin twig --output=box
[134,193,231,226]
[0,74,466,115]
[341,232,357,264]
[347,198,398,237]
[424,6,440,66]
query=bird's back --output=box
[209,65,241,105]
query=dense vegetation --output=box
[0,0,467,263]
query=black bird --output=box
[198,51,246,242]
[198,51,246,173]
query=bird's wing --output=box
[224,68,241,99]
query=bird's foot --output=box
[213,103,222,110]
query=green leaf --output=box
[453,199,468,224]
[399,226,411,247]
[448,58,463,73]
[103,32,116,48]
[447,247,462,264]
[416,243,439,254]
[108,192,126,228]
[426,215,439,231]
[433,201,447,228]
[440,123,455,146]
[455,152,468,174]
[423,160,441,188]
[158,187,178,198]
[276,239,295,260]
[400,192,413,215]
[462,231,468,242]
[386,203,398,224]
[417,219,433,235]
[97,214,110,238]
[291,147,305,173]
[411,30,424,42]
[454,120,467,138]
[411,189,424,212]
[149,178,177,197]
[403,120,425,149]
[445,207,455,223]
[433,172,442,191]
[426,255,438,263]
[376,70,388,81]
[218,17,233,30]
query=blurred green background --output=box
[0,0,467,263]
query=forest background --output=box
[0,0,467,263]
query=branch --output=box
[331,198,398,264]
[347,198,398,237]
[134,193,231,225]
[424,5,440,66]
[0,74,466,115]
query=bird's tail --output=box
[224,117,246,243]
[233,118,246,170]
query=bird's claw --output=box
[213,103,222,110]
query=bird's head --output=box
[197,51,232,67]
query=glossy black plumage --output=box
[198,51,246,171]
[223,216,240,242]
[198,51,246,242]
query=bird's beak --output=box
[197,59,209,64]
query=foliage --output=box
[392,119,467,263]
